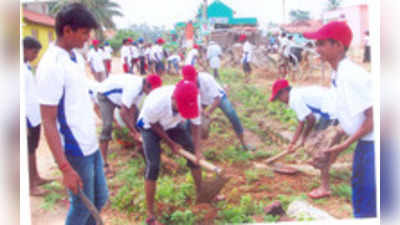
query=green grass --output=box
[332,184,352,201]
[40,181,65,210]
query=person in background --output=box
[130,40,140,74]
[138,37,146,75]
[206,41,222,79]
[36,3,108,224]
[87,39,106,82]
[239,34,254,82]
[167,52,181,75]
[121,38,132,73]
[363,30,370,63]
[24,36,52,196]
[103,41,113,76]
[152,38,166,75]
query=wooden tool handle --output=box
[78,190,104,225]
[177,149,222,174]
[265,150,290,164]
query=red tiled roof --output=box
[281,20,323,33]
[23,8,55,27]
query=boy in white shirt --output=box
[36,4,108,224]
[87,39,106,81]
[120,38,132,73]
[96,74,162,169]
[103,41,113,75]
[185,44,199,66]
[206,41,222,79]
[24,36,52,196]
[239,34,253,81]
[130,41,140,74]
[182,65,254,151]
[167,52,181,75]
[152,38,166,75]
[136,80,204,224]
[304,21,375,217]
[270,79,334,150]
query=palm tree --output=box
[48,0,123,38]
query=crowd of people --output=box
[24,3,376,225]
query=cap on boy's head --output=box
[193,44,199,49]
[173,80,199,119]
[270,79,289,102]
[182,65,198,82]
[239,34,247,42]
[146,74,162,90]
[303,21,353,47]
[157,38,165,44]
[92,39,100,46]
[127,38,133,43]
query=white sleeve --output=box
[37,64,65,106]
[141,102,164,128]
[204,75,223,99]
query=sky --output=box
[113,0,369,29]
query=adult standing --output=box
[304,21,376,218]
[36,3,108,224]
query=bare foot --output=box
[308,187,331,199]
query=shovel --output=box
[78,189,104,225]
[265,149,299,175]
[177,148,230,203]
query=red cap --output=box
[127,38,133,43]
[303,21,353,47]
[146,74,162,90]
[181,65,198,82]
[173,80,199,119]
[157,38,165,44]
[193,44,199,49]
[239,34,247,42]
[270,79,289,101]
[92,39,100,46]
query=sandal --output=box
[146,216,164,225]
[308,187,331,199]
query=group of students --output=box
[86,39,113,82]
[24,3,376,225]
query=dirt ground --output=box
[29,52,368,224]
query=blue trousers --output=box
[352,140,377,218]
[65,151,109,225]
[219,95,244,137]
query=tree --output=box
[48,0,123,39]
[326,0,342,11]
[289,10,311,22]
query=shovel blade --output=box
[197,175,230,203]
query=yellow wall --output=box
[22,19,56,66]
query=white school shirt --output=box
[87,79,100,104]
[36,44,98,157]
[24,62,41,127]
[120,45,131,65]
[197,72,225,106]
[151,45,164,62]
[87,48,106,72]
[97,74,145,108]
[167,54,181,62]
[241,41,253,63]
[288,86,330,122]
[130,45,139,59]
[103,46,113,59]
[185,48,199,65]
[329,58,374,141]
[138,85,201,131]
[207,44,222,69]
